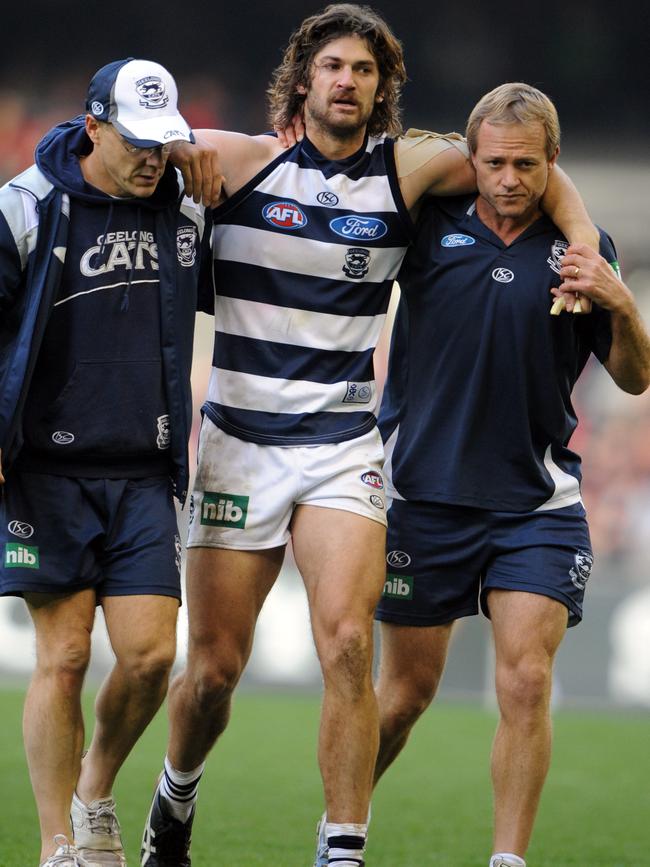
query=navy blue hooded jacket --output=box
[0,116,212,504]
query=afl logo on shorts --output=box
[8,521,34,539]
[263,201,307,230]
[492,267,514,283]
[52,431,75,445]
[361,471,384,490]
[387,550,411,568]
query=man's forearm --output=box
[542,166,599,249]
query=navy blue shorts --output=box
[0,472,182,600]
[376,500,594,628]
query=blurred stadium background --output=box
[1,0,649,713]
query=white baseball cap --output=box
[85,58,194,147]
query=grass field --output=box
[0,688,647,866]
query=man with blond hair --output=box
[374,82,650,867]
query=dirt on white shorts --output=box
[187,418,387,550]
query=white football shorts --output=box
[187,418,387,550]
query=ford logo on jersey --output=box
[263,201,308,230]
[330,215,388,240]
[441,233,476,247]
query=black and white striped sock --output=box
[159,756,205,822]
[326,822,366,866]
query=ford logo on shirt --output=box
[441,233,475,247]
[330,215,388,240]
[262,201,308,230]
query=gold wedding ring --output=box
[574,265,580,278]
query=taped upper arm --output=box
[396,129,469,178]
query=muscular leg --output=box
[292,505,385,824]
[24,590,96,862]
[374,621,453,784]
[76,594,179,802]
[166,545,285,770]
[488,589,567,858]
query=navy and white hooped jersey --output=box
[203,134,413,446]
[379,195,616,513]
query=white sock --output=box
[490,854,526,867]
[326,822,366,865]
[159,756,205,822]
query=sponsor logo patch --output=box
[177,226,197,267]
[547,239,568,275]
[569,549,593,590]
[361,471,384,489]
[52,431,74,445]
[342,247,370,279]
[90,100,104,116]
[8,521,34,539]
[441,233,475,247]
[387,550,411,568]
[383,573,413,599]
[492,267,514,283]
[343,382,372,404]
[262,201,307,230]
[136,75,169,109]
[200,492,249,529]
[317,191,339,206]
[370,494,385,510]
[330,215,387,241]
[4,543,39,569]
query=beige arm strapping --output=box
[396,129,469,179]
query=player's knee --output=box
[37,635,91,692]
[188,654,244,710]
[497,658,552,716]
[381,676,437,732]
[320,621,373,694]
[119,642,177,691]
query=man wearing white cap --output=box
[0,58,214,866]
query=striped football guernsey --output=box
[203,134,413,446]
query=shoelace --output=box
[46,835,87,866]
[85,802,120,836]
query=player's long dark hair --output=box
[267,3,406,137]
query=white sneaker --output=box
[40,835,90,866]
[313,813,328,867]
[70,793,127,865]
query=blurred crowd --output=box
[2,83,649,599]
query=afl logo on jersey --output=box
[492,267,514,283]
[263,201,308,230]
[441,233,475,247]
[330,215,388,241]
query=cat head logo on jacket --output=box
[177,226,197,268]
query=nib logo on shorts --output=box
[200,492,249,529]
[382,573,413,599]
[4,543,40,569]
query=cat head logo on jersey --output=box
[177,226,197,267]
[569,549,593,590]
[342,247,371,279]
[174,534,182,573]
[547,239,568,275]
[136,75,169,109]
[262,201,308,230]
[156,414,170,449]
